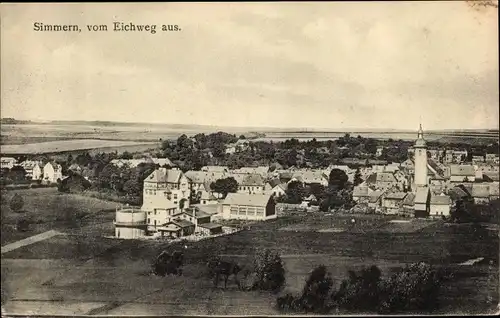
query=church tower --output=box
[414,124,428,188]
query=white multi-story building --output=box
[142,168,190,213]
[43,162,63,183]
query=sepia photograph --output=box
[1,1,499,316]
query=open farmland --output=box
[1,210,498,315]
[1,188,119,245]
[0,139,158,155]
[0,122,255,145]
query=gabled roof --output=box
[267,178,282,188]
[377,172,397,183]
[353,186,370,197]
[223,193,271,207]
[483,172,500,182]
[414,187,430,204]
[185,171,207,184]
[68,163,82,170]
[291,170,327,184]
[449,165,475,177]
[403,193,415,206]
[200,191,218,201]
[448,186,471,201]
[471,184,490,198]
[240,173,265,186]
[304,194,317,201]
[198,222,222,230]
[178,208,211,219]
[384,192,407,200]
[427,159,444,176]
[152,158,174,167]
[201,166,228,172]
[368,190,384,203]
[145,168,182,183]
[170,219,195,228]
[44,162,62,170]
[430,194,451,205]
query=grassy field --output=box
[2,207,498,315]
[1,188,119,245]
[0,139,158,155]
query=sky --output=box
[1,2,498,130]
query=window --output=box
[147,218,150,224]
[247,207,256,216]
[154,210,157,215]
[174,194,178,199]
[230,206,238,215]
[154,220,157,226]
[239,206,247,215]
[256,207,264,217]
[174,201,178,205]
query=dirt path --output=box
[1,230,62,254]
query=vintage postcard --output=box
[1,1,499,316]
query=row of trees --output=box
[277,262,445,314]
[157,132,415,171]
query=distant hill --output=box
[3,118,498,136]
[1,118,32,124]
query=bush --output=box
[377,262,442,313]
[300,265,334,313]
[9,193,24,213]
[252,249,285,292]
[277,265,334,314]
[334,265,382,311]
[277,263,444,314]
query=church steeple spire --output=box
[415,123,426,148]
[418,123,423,139]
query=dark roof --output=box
[448,186,471,201]
[427,159,444,176]
[240,173,265,186]
[430,195,451,205]
[483,172,500,182]
[267,178,281,188]
[384,192,407,200]
[146,168,182,183]
[171,219,195,228]
[199,222,222,230]
[402,193,415,206]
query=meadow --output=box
[1,204,498,315]
[1,188,119,245]
[0,139,159,155]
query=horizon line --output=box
[2,117,499,132]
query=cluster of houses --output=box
[115,165,280,239]
[353,127,499,218]
[1,157,63,184]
